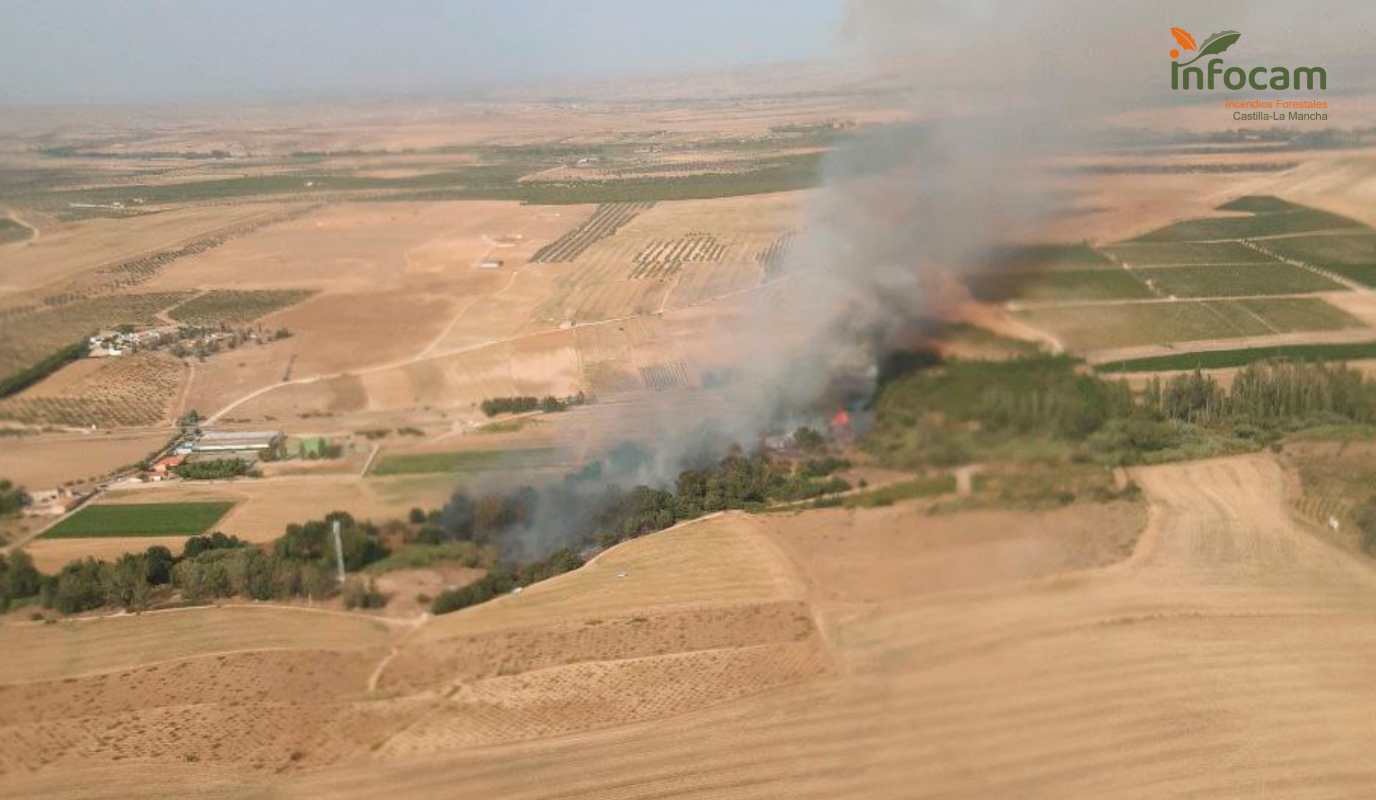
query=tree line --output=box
[5,515,393,615]
[869,355,1376,468]
[480,392,588,417]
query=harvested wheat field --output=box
[0,430,170,488]
[0,605,396,684]
[272,454,1376,800]
[9,453,1376,798]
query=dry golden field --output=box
[0,430,169,488]
[8,454,1376,798]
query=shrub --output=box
[1356,497,1376,556]
[0,550,43,611]
[342,578,388,609]
[182,531,246,559]
[0,479,30,516]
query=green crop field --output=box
[1096,341,1376,373]
[1016,302,1270,351]
[0,218,34,244]
[990,243,1116,272]
[1100,241,1276,266]
[370,447,562,476]
[167,289,316,326]
[1234,297,1363,332]
[1130,196,1365,243]
[1320,264,1376,287]
[1216,196,1307,214]
[43,502,236,538]
[1262,233,1376,266]
[1137,263,1344,298]
[968,269,1152,302]
[1015,297,1361,352]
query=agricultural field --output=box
[9,207,313,311]
[1000,197,1376,357]
[530,202,654,263]
[1015,297,1363,352]
[0,205,273,300]
[42,501,235,538]
[1131,196,1364,242]
[1101,240,1282,266]
[0,217,33,244]
[630,232,730,279]
[0,605,395,684]
[1136,262,1344,297]
[1096,340,1376,373]
[0,351,186,428]
[0,430,170,489]
[756,228,796,277]
[971,269,1153,302]
[991,242,1118,271]
[166,289,317,326]
[369,446,564,476]
[1261,232,1376,265]
[1257,233,1376,287]
[1318,263,1376,287]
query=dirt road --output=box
[276,454,1376,799]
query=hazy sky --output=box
[0,0,846,104]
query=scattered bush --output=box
[0,550,43,611]
[342,578,388,610]
[1356,497,1376,556]
[0,479,29,516]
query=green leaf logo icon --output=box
[1178,30,1242,66]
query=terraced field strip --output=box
[369,447,564,476]
[1014,297,1362,352]
[1136,261,1345,298]
[972,269,1155,302]
[1096,340,1376,372]
[42,501,236,538]
[1101,241,1280,266]
[166,288,318,325]
[0,605,394,685]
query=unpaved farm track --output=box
[7,454,1376,798]
[280,454,1376,799]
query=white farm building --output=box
[193,430,283,453]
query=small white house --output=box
[478,258,504,269]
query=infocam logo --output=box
[1169,27,1327,91]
